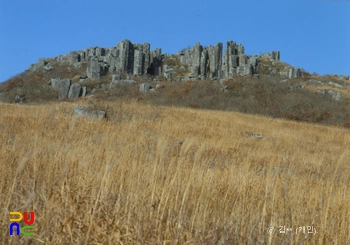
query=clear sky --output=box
[0,0,349,82]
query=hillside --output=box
[1,101,349,244]
[0,39,349,128]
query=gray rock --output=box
[68,83,81,100]
[143,43,151,74]
[200,49,208,78]
[29,58,47,71]
[208,42,223,78]
[307,79,323,86]
[239,54,247,66]
[327,90,343,101]
[338,75,349,80]
[51,78,71,99]
[14,95,24,103]
[191,65,200,76]
[81,86,87,97]
[140,83,151,93]
[115,39,134,73]
[289,67,301,78]
[258,51,280,61]
[164,66,176,80]
[317,90,342,101]
[245,135,263,140]
[328,81,343,89]
[280,71,289,77]
[55,54,70,65]
[150,48,162,76]
[72,106,106,120]
[237,64,253,76]
[70,51,80,64]
[43,63,53,72]
[73,62,81,69]
[87,56,101,80]
[133,45,144,76]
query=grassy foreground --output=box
[0,100,349,244]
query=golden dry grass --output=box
[0,101,349,244]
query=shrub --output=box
[5,76,23,91]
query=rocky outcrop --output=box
[29,39,284,81]
[87,57,101,80]
[317,90,343,101]
[289,67,301,78]
[328,81,343,89]
[49,78,87,99]
[29,58,49,72]
[259,51,280,61]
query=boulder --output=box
[68,84,81,100]
[51,78,71,99]
[14,95,24,103]
[307,79,323,86]
[328,81,343,89]
[140,83,151,93]
[317,90,342,101]
[72,106,106,120]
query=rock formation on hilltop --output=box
[28,39,282,82]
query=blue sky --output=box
[0,0,349,82]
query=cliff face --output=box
[28,39,280,81]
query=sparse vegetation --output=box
[0,101,349,244]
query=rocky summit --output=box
[28,39,283,82]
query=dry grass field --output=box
[0,100,349,244]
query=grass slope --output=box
[0,101,349,244]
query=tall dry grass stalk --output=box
[0,101,349,244]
